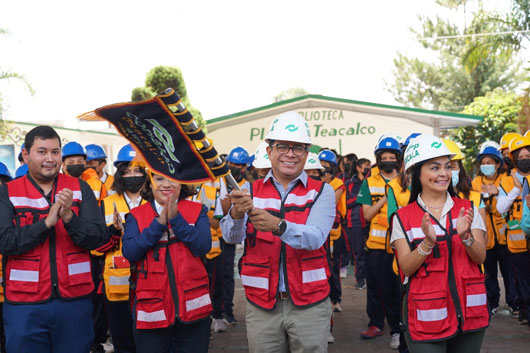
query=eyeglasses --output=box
[271,144,308,156]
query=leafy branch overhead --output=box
[132,66,206,131]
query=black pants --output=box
[329,235,348,304]
[365,249,400,334]
[91,256,109,347]
[346,225,367,285]
[134,318,210,353]
[511,251,530,322]
[106,300,136,353]
[204,254,225,319]
[222,242,236,318]
[484,244,517,310]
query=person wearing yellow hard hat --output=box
[391,134,488,352]
[499,135,530,326]
[471,142,517,317]
[499,132,521,175]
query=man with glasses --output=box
[221,111,336,353]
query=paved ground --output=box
[209,264,530,352]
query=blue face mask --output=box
[451,170,460,187]
[480,164,496,177]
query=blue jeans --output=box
[3,297,94,353]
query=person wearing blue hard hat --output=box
[357,135,403,348]
[15,164,29,179]
[0,162,12,184]
[0,126,108,353]
[17,143,25,165]
[318,149,347,317]
[472,142,517,317]
[86,144,114,196]
[220,146,251,327]
[62,141,109,352]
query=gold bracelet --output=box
[418,242,432,256]
[422,241,435,249]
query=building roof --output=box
[206,95,482,134]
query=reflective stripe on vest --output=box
[109,276,130,286]
[10,269,39,282]
[138,310,167,323]
[396,198,488,342]
[130,200,211,328]
[417,308,448,322]
[241,275,269,289]
[242,177,330,310]
[302,268,327,283]
[186,294,211,312]
[5,174,92,303]
[68,262,91,276]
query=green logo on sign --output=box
[431,142,442,149]
[285,124,298,132]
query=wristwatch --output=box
[273,219,287,236]
[462,233,474,247]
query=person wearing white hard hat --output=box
[253,141,272,179]
[390,135,487,353]
[221,111,336,353]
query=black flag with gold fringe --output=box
[92,89,229,184]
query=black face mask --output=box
[343,163,352,174]
[363,168,371,177]
[323,167,333,175]
[517,159,530,174]
[230,166,243,181]
[87,166,97,172]
[66,164,85,178]
[310,175,322,181]
[123,175,146,193]
[503,156,513,169]
[379,161,399,174]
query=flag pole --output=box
[172,97,242,192]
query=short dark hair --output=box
[111,162,146,195]
[24,126,61,152]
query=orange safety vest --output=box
[471,175,507,249]
[499,176,527,253]
[102,193,146,301]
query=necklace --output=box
[425,203,444,210]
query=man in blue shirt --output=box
[221,112,335,353]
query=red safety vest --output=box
[393,197,489,342]
[241,177,330,310]
[129,200,211,329]
[5,174,93,303]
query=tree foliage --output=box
[273,88,309,102]
[450,88,521,170]
[387,2,525,112]
[132,66,206,131]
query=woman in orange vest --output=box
[122,171,212,353]
[391,135,488,353]
[471,142,517,316]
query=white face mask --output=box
[451,170,460,187]
[480,164,496,177]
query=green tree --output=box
[450,88,521,170]
[273,88,309,102]
[132,66,206,131]
[387,2,525,112]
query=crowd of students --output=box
[0,118,530,353]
